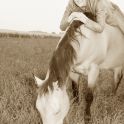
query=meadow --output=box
[0,36,124,124]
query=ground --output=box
[0,36,124,124]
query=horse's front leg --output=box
[72,62,99,89]
[84,63,99,122]
[114,66,123,92]
[88,63,99,89]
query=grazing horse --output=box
[34,12,124,124]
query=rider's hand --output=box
[68,12,88,24]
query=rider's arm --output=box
[60,0,81,31]
[84,1,107,33]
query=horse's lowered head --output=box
[34,73,70,124]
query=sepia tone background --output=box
[0,0,124,124]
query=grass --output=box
[0,36,124,124]
[66,70,124,124]
[0,37,58,124]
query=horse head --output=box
[34,73,70,124]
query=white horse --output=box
[34,12,124,124]
[71,20,124,89]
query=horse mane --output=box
[38,12,95,95]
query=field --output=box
[0,36,124,124]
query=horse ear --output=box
[34,75,44,87]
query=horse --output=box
[34,12,124,124]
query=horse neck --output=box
[49,46,75,84]
[43,22,82,91]
[53,41,78,85]
[38,41,76,95]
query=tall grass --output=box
[0,36,124,124]
[0,37,58,124]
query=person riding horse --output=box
[60,0,124,34]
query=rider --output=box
[60,0,123,33]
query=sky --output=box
[0,0,123,33]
